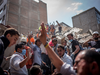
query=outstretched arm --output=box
[39,23,64,71]
[56,21,61,26]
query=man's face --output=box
[67,35,73,40]
[52,40,57,46]
[93,34,99,39]
[57,48,64,57]
[73,51,90,75]
[18,45,25,53]
[37,40,42,47]
[62,41,67,46]
[7,34,19,47]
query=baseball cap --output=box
[92,31,99,35]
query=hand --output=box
[5,57,11,61]
[42,61,46,66]
[26,48,32,59]
[4,70,9,75]
[71,53,75,60]
[89,39,94,41]
[39,23,47,45]
[97,35,100,38]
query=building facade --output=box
[0,0,7,25]
[0,0,47,34]
[72,7,100,33]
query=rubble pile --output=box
[55,23,93,44]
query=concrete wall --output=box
[6,0,47,34]
[38,1,47,24]
[72,7,100,33]
[0,0,47,70]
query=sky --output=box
[35,0,100,27]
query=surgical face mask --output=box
[21,49,26,55]
[69,39,73,42]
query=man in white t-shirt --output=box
[10,43,31,75]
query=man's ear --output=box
[17,48,21,52]
[90,61,99,74]
[6,33,11,38]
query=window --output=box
[4,4,6,10]
[0,9,3,14]
[2,15,5,21]
[95,11,100,24]
[0,18,2,23]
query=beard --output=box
[94,38,98,40]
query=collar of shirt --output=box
[61,53,66,58]
[0,35,10,50]
[15,52,24,58]
[35,44,41,53]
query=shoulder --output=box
[97,40,100,42]
[72,40,78,43]
[72,40,79,45]
[60,63,75,75]
[10,54,21,61]
[33,45,40,51]
[0,39,4,51]
[64,54,71,59]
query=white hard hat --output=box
[20,37,27,42]
[92,31,99,35]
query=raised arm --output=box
[83,39,93,47]
[56,21,61,26]
[39,23,64,71]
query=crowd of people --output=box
[0,23,100,75]
[36,21,62,40]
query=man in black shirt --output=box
[0,28,20,75]
[83,31,100,49]
[56,21,62,35]
[67,33,80,61]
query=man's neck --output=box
[54,44,57,47]
[37,45,40,48]
[60,53,64,58]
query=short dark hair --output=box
[4,28,20,37]
[29,65,42,75]
[52,38,57,42]
[52,35,56,38]
[58,45,64,50]
[83,50,100,68]
[15,43,23,52]
[67,33,73,37]
[35,39,40,45]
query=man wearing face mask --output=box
[10,43,32,75]
[67,33,80,63]
[83,31,100,49]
